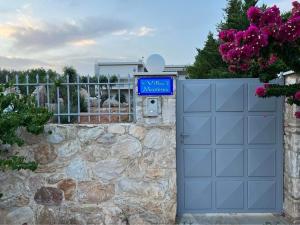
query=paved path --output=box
[177,213,290,225]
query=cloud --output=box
[69,39,96,47]
[0,16,129,51]
[0,56,53,70]
[0,25,15,37]
[131,26,156,37]
[112,26,156,37]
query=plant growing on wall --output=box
[219,1,300,117]
[0,83,52,198]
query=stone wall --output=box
[284,73,300,224]
[0,123,176,225]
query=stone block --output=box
[57,178,76,200]
[19,127,44,145]
[34,187,63,206]
[162,98,176,125]
[143,128,168,150]
[129,125,146,140]
[97,133,116,144]
[45,124,77,144]
[285,175,300,199]
[285,193,300,218]
[114,197,168,224]
[78,126,104,142]
[5,207,34,225]
[111,135,142,159]
[285,150,300,178]
[108,124,126,134]
[78,181,115,203]
[83,143,111,161]
[47,173,66,184]
[0,194,30,208]
[143,147,176,169]
[93,159,126,182]
[33,143,57,165]
[65,158,89,181]
[57,140,81,158]
[116,178,168,199]
[37,206,57,225]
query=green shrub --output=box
[0,85,52,198]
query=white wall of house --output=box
[95,62,145,79]
[95,61,188,80]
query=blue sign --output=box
[138,77,173,95]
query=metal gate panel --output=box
[176,79,283,214]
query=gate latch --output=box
[180,133,190,143]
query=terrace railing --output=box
[1,73,135,124]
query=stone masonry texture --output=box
[0,123,176,225]
[284,74,300,224]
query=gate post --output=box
[284,73,300,224]
[133,72,177,126]
[133,71,177,223]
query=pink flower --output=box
[228,65,238,73]
[247,6,262,25]
[276,17,300,42]
[268,54,278,65]
[218,1,300,76]
[259,6,282,27]
[219,43,231,55]
[219,29,237,42]
[295,111,300,118]
[292,1,300,18]
[235,31,244,45]
[255,86,267,97]
[294,91,300,100]
[258,57,268,69]
[240,63,250,71]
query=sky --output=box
[0,0,292,75]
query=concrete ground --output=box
[177,213,290,225]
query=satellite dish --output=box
[146,54,165,73]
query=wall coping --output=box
[283,70,295,76]
[133,72,177,76]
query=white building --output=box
[94,60,188,103]
[95,60,188,80]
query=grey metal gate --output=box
[176,79,283,214]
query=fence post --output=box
[36,74,40,107]
[56,74,61,124]
[87,75,91,123]
[118,74,121,122]
[97,75,101,123]
[46,73,50,109]
[67,74,71,123]
[77,74,80,123]
[107,74,111,122]
[26,74,29,95]
[15,74,19,94]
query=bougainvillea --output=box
[255,86,267,97]
[219,1,300,118]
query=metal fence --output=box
[1,73,135,124]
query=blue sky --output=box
[0,0,291,74]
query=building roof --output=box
[96,61,145,66]
[282,70,295,76]
[164,65,188,72]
